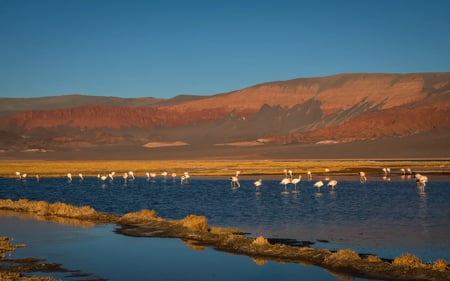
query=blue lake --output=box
[1,175,449,280]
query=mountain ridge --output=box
[1,72,449,160]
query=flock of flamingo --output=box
[230,167,428,194]
[13,166,428,193]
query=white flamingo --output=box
[128,171,135,180]
[67,173,72,182]
[79,173,84,181]
[15,171,21,179]
[382,168,391,181]
[230,171,240,189]
[280,177,291,194]
[288,170,293,179]
[171,172,177,181]
[123,172,128,183]
[416,174,428,192]
[254,179,262,192]
[100,175,107,182]
[327,179,338,191]
[313,180,324,192]
[324,168,330,180]
[359,171,367,183]
[181,172,190,184]
[291,175,302,193]
[306,170,312,180]
[418,175,428,185]
[145,172,150,181]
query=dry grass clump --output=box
[252,236,270,246]
[325,249,361,264]
[47,202,96,217]
[208,226,243,235]
[432,259,448,272]
[0,199,96,218]
[392,254,426,269]
[119,209,160,224]
[178,215,208,232]
[365,255,382,262]
[0,236,15,259]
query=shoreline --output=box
[1,160,449,179]
[0,199,449,281]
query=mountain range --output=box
[1,72,449,160]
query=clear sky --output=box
[1,0,449,99]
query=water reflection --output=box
[7,217,346,281]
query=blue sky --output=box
[1,0,449,99]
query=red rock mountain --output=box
[0,72,449,160]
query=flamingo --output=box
[181,172,190,184]
[67,173,72,182]
[171,172,177,181]
[324,168,330,181]
[100,175,107,182]
[327,179,338,191]
[145,172,150,181]
[280,177,291,194]
[291,175,302,193]
[21,173,27,180]
[415,173,428,185]
[128,171,135,181]
[416,174,428,193]
[288,170,293,179]
[313,180,324,192]
[230,171,240,189]
[400,168,406,176]
[253,179,262,192]
[406,168,412,175]
[306,171,312,180]
[418,175,428,185]
[79,173,84,181]
[123,172,128,183]
[359,171,367,183]
[15,171,21,179]
[382,168,391,181]
[35,174,40,182]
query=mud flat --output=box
[0,199,449,281]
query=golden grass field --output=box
[1,160,449,178]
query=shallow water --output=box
[1,214,351,281]
[0,176,449,280]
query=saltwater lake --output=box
[1,175,449,280]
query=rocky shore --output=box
[0,199,449,281]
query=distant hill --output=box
[0,94,164,117]
[0,72,449,160]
